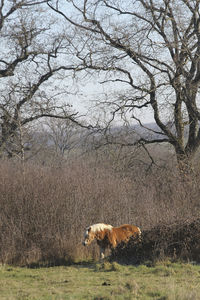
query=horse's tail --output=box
[137,227,142,242]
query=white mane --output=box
[87,223,113,234]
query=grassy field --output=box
[0,261,200,300]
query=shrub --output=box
[0,157,200,265]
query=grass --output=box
[0,261,200,299]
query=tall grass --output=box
[0,157,199,265]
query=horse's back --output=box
[105,224,141,248]
[117,224,141,238]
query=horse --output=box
[82,223,141,260]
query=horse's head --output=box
[82,226,95,246]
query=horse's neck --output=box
[95,229,109,241]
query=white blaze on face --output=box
[82,227,90,245]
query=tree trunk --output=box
[176,152,195,179]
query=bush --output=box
[0,158,200,265]
[112,218,200,264]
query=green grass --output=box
[0,261,200,299]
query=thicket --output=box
[0,153,200,266]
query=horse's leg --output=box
[97,240,105,262]
[107,230,117,249]
[99,247,105,261]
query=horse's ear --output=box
[88,226,91,232]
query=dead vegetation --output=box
[0,154,200,266]
[112,218,200,264]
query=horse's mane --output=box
[88,223,113,233]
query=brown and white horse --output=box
[82,223,141,260]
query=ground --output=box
[0,261,200,299]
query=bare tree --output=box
[48,0,200,172]
[0,0,90,158]
[45,118,82,158]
